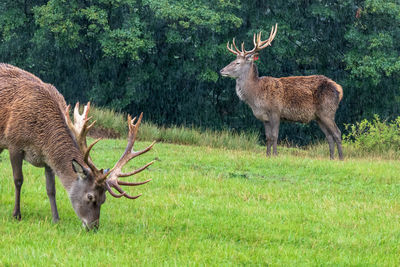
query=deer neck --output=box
[236,63,259,103]
[43,126,85,191]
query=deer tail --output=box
[330,81,343,102]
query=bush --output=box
[343,115,400,153]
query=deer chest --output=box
[248,102,270,121]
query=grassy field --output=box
[0,139,400,266]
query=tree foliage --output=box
[0,0,399,145]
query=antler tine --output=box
[226,41,239,55]
[242,23,278,57]
[74,102,96,143]
[73,102,89,128]
[65,102,96,153]
[102,112,155,199]
[227,37,243,56]
[243,33,258,56]
[65,103,74,131]
[65,102,103,175]
[226,23,277,58]
[118,179,152,186]
[105,181,142,199]
[231,38,243,55]
[84,138,102,172]
[105,183,125,198]
[117,160,155,177]
[258,23,278,49]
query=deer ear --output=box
[246,53,258,61]
[72,160,88,180]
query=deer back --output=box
[0,63,79,171]
[275,75,342,122]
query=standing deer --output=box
[220,24,343,160]
[0,63,155,229]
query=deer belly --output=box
[281,107,315,123]
[24,149,46,167]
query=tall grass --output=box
[89,106,261,151]
[89,106,400,159]
[88,105,129,136]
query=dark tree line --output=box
[1,0,399,145]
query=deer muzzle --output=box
[82,219,99,231]
[219,68,230,77]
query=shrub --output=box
[343,115,400,153]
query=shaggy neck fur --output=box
[43,116,87,191]
[235,63,260,103]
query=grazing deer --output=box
[220,24,343,159]
[0,63,155,229]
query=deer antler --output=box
[226,37,242,56]
[65,102,96,153]
[99,113,156,199]
[226,23,278,57]
[65,103,155,199]
[65,102,101,173]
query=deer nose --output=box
[83,219,99,231]
[89,219,99,230]
[220,68,230,77]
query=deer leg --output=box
[45,166,59,222]
[332,122,343,160]
[319,117,343,160]
[270,114,280,156]
[264,121,273,156]
[9,149,24,220]
[316,119,335,160]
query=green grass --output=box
[1,139,400,266]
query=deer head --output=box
[65,103,155,229]
[220,24,278,78]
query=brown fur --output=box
[220,59,343,159]
[0,63,105,228]
[0,63,84,186]
[253,71,343,123]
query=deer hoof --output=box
[13,213,21,221]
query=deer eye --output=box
[87,193,94,201]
